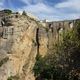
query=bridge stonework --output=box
[45,19,80,50]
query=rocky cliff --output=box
[0,11,79,80]
[0,13,49,80]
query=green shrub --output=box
[2,9,12,15]
[22,11,27,16]
[33,20,80,80]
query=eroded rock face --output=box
[0,14,56,80]
[38,28,48,57]
[0,15,39,80]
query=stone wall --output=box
[45,19,79,50]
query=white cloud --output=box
[21,0,43,5]
[19,0,80,21]
[0,0,80,21]
[53,0,80,20]
[23,3,53,14]
[55,0,80,11]
[17,2,61,20]
[21,0,30,5]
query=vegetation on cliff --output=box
[22,11,27,16]
[0,57,9,67]
[33,21,80,80]
[2,9,12,15]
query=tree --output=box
[2,9,12,14]
[22,11,27,16]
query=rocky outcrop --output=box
[0,15,39,80]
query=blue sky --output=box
[0,0,80,21]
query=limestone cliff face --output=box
[0,15,40,80]
[38,27,48,56]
